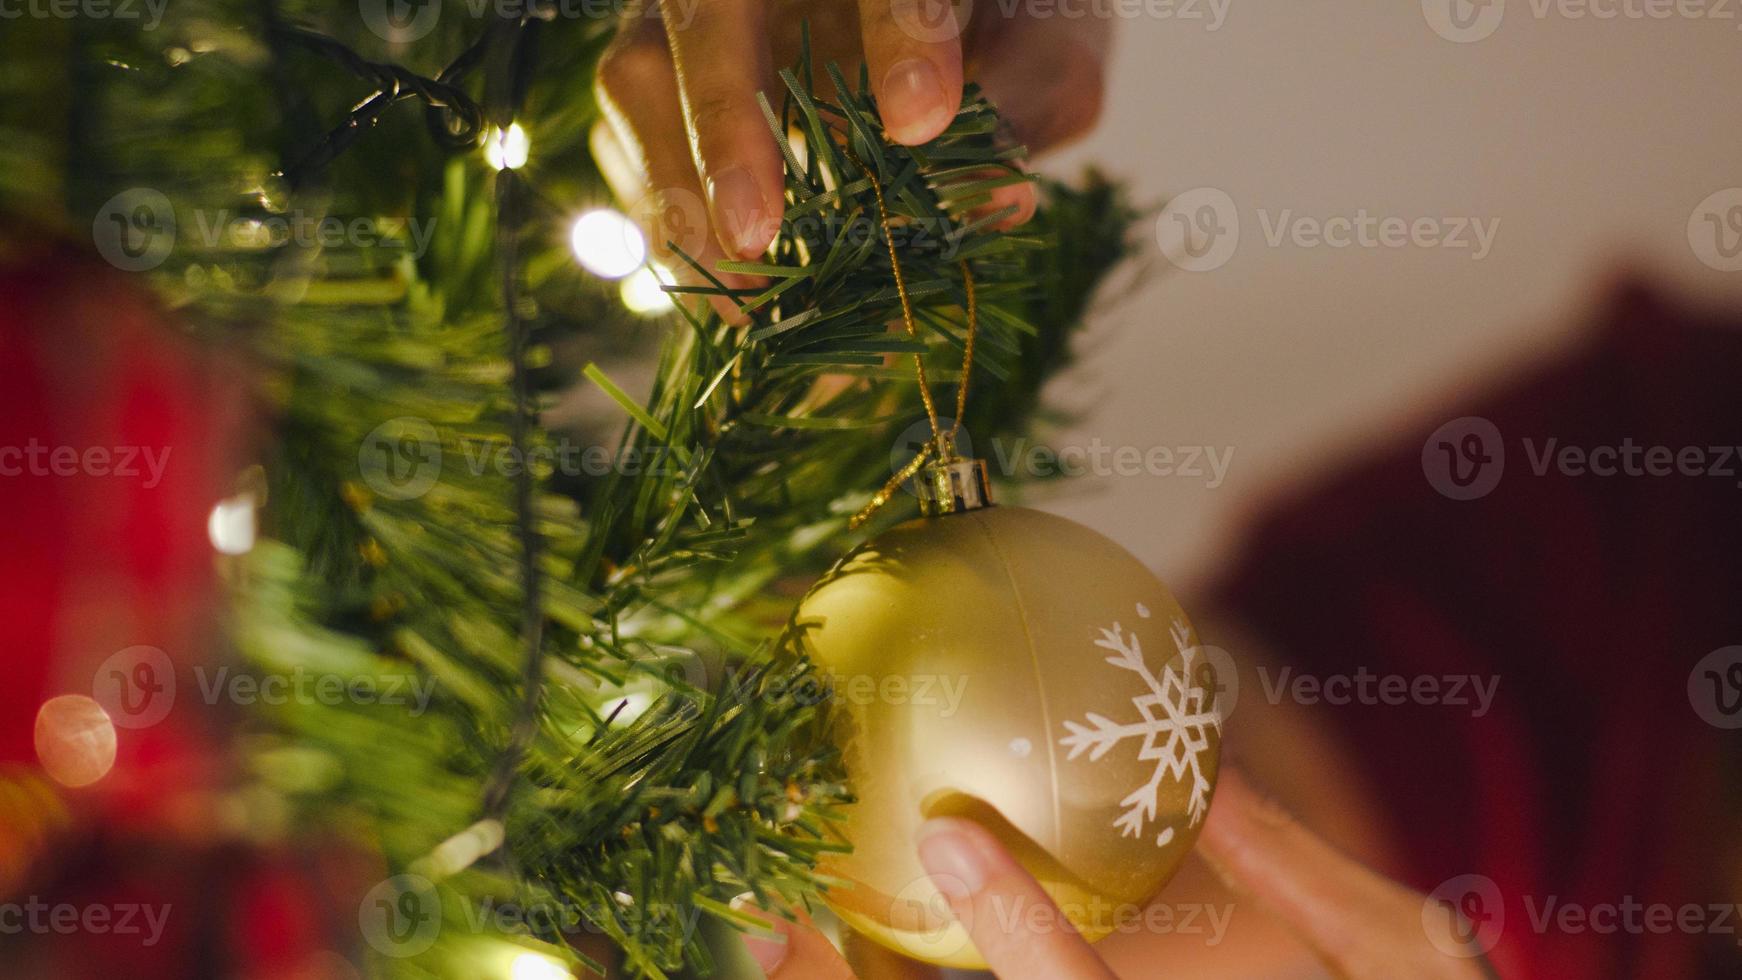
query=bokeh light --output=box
[207,493,257,555]
[484,123,530,171]
[34,695,117,788]
[509,952,570,980]
[620,264,675,316]
[569,209,645,280]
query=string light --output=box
[509,952,570,980]
[411,819,505,880]
[208,493,257,555]
[484,123,530,171]
[569,209,645,279]
[620,264,675,315]
[34,696,117,788]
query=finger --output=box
[594,25,756,322]
[588,116,643,209]
[729,896,855,980]
[981,179,1037,230]
[590,120,755,324]
[971,17,1110,154]
[1196,769,1491,978]
[664,0,785,259]
[952,165,1037,231]
[858,0,966,145]
[916,817,1116,980]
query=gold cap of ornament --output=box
[917,457,993,517]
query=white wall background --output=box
[1032,0,1742,587]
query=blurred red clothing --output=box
[1214,278,1742,978]
[0,245,335,979]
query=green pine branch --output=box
[3,7,1142,978]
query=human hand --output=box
[591,1,1111,292]
[732,769,1497,978]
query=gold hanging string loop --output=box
[856,147,945,452]
[849,445,936,530]
[948,262,977,446]
[846,146,981,530]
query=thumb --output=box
[729,896,855,979]
[1195,768,1496,979]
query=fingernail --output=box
[706,164,774,258]
[916,818,994,900]
[881,58,952,145]
[729,894,789,974]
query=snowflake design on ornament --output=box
[1059,612,1221,845]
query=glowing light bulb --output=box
[208,494,257,555]
[485,123,530,171]
[570,209,645,280]
[34,695,117,788]
[510,952,570,980]
[620,264,675,315]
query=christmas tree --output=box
[0,4,1140,976]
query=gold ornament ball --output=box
[786,502,1225,969]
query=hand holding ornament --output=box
[735,769,1501,979]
